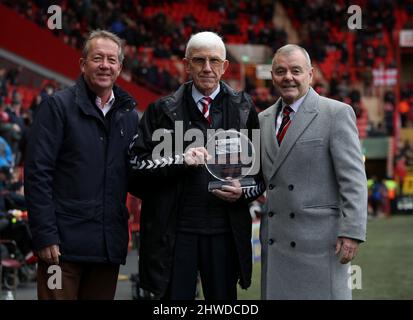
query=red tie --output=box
[277,106,293,145]
[200,96,212,124]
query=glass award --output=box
[205,129,257,191]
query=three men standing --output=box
[25,27,366,301]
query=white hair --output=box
[273,44,312,69]
[185,31,226,59]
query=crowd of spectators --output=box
[282,0,403,67]
[3,0,286,95]
[365,85,413,138]
[0,67,36,260]
[0,67,30,167]
[4,0,413,139]
[0,67,59,166]
[1,67,61,257]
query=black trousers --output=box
[163,232,239,300]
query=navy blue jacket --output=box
[24,76,139,264]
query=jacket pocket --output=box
[301,204,341,216]
[55,198,97,220]
[303,204,339,209]
[296,138,323,147]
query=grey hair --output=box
[185,31,226,59]
[82,30,124,64]
[272,44,312,68]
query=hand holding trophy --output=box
[183,147,210,166]
[204,129,257,192]
[183,129,257,198]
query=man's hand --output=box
[184,147,210,166]
[212,179,242,202]
[335,237,359,264]
[38,244,61,265]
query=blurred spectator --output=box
[368,176,387,218]
[399,99,410,127]
[40,80,58,100]
[0,68,7,98]
[5,92,25,164]
[0,136,13,168]
[384,91,395,134]
[0,111,21,163]
[361,67,373,96]
[5,67,21,86]
[6,92,25,132]
[384,177,397,216]
[368,122,387,137]
[394,152,408,196]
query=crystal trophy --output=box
[205,129,257,191]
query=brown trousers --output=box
[37,260,120,300]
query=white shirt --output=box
[192,84,221,113]
[275,90,309,134]
[95,90,115,116]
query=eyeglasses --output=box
[188,56,225,68]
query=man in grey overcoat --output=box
[259,44,367,299]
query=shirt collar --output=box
[95,90,115,109]
[282,89,309,113]
[192,84,221,104]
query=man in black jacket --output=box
[24,30,139,299]
[128,31,263,300]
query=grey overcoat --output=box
[259,87,367,299]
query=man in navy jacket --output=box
[24,30,139,299]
